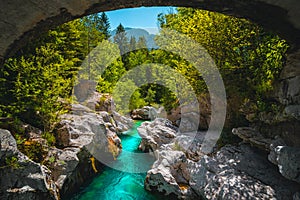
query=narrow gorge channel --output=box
[71,121,159,200]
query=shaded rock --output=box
[131,106,157,120]
[84,92,115,113]
[178,112,200,133]
[0,129,57,200]
[189,144,300,200]
[145,141,300,199]
[274,146,300,183]
[268,137,286,165]
[166,96,210,131]
[233,126,300,185]
[258,120,300,147]
[232,127,273,151]
[137,118,177,152]
[284,105,300,120]
[112,111,134,133]
[145,150,197,199]
[294,192,300,200]
[44,147,103,199]
[276,50,300,105]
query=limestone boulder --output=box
[145,150,197,199]
[0,129,58,200]
[273,146,300,184]
[188,144,300,200]
[137,118,177,152]
[56,104,122,160]
[112,111,134,133]
[131,106,157,120]
[232,127,273,151]
[145,142,300,199]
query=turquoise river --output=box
[71,121,162,200]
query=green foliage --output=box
[172,141,185,151]
[42,132,56,146]
[161,8,288,99]
[1,45,71,132]
[48,156,56,164]
[17,140,45,163]
[112,79,146,114]
[97,8,288,145]
[0,12,113,134]
[5,156,21,170]
[97,48,202,113]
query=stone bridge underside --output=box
[0,0,299,107]
[1,0,300,60]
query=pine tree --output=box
[99,12,111,39]
[136,36,147,49]
[114,24,129,55]
[129,36,137,51]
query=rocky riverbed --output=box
[138,118,300,200]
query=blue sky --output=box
[106,7,176,34]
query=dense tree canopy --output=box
[0,8,288,135]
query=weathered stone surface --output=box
[284,105,300,120]
[1,0,300,62]
[145,142,300,199]
[137,118,177,152]
[138,118,207,161]
[232,127,273,151]
[56,104,122,158]
[294,192,300,200]
[43,147,103,198]
[79,91,133,133]
[0,129,57,200]
[131,106,157,120]
[187,145,300,200]
[73,80,97,103]
[280,50,300,80]
[276,50,300,105]
[268,137,286,165]
[50,104,128,197]
[145,150,197,199]
[274,146,300,183]
[84,92,115,113]
[142,120,300,199]
[232,126,300,183]
[112,111,134,133]
[258,120,300,147]
[166,96,210,131]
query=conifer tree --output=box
[114,24,129,55]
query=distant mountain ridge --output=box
[110,27,158,49]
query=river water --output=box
[71,121,160,200]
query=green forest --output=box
[0,8,288,146]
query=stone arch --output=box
[1,0,300,61]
